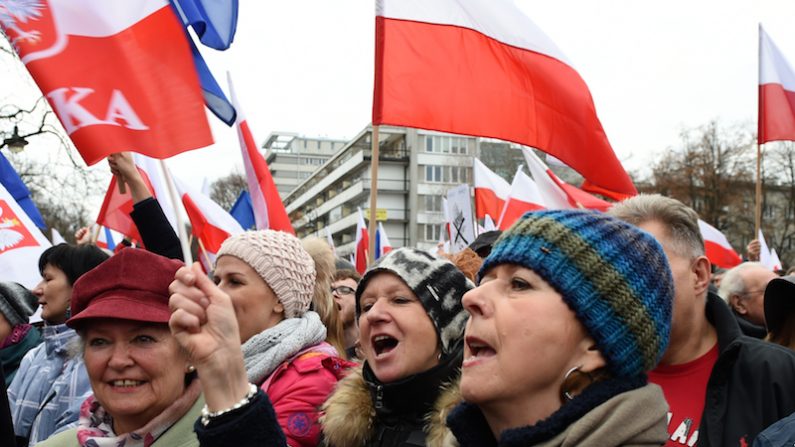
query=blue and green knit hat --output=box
[479,209,673,378]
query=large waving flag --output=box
[0,152,45,229]
[473,158,510,221]
[373,0,636,198]
[0,0,213,165]
[228,74,294,234]
[496,168,545,230]
[697,220,742,269]
[95,225,118,251]
[0,182,51,289]
[354,208,369,274]
[173,176,244,258]
[759,25,795,144]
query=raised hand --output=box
[169,262,251,410]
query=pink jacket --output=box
[261,342,355,447]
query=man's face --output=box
[332,277,358,326]
[734,267,778,326]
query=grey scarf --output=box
[242,311,327,384]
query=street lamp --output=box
[1,126,29,153]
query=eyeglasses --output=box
[740,289,766,297]
[331,286,355,296]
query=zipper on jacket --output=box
[375,384,384,409]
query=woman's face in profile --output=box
[358,272,440,383]
[460,264,593,411]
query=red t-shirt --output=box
[648,343,719,447]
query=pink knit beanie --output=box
[217,230,316,318]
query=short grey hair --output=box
[717,262,767,303]
[608,194,704,260]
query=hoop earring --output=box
[561,365,594,402]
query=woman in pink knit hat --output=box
[169,230,351,447]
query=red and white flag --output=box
[758,229,777,271]
[354,208,369,274]
[0,0,213,165]
[759,25,795,144]
[228,74,294,234]
[96,155,177,244]
[50,228,65,245]
[771,248,783,271]
[373,0,636,198]
[483,214,497,232]
[697,220,742,269]
[523,149,611,211]
[173,176,243,259]
[496,168,545,230]
[473,158,510,221]
[375,222,393,260]
[0,182,51,289]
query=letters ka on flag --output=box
[373,0,636,198]
[0,0,213,165]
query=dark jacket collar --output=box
[704,291,743,354]
[733,312,767,339]
[363,348,463,422]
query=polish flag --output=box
[50,228,66,245]
[496,168,545,230]
[373,0,636,198]
[228,74,294,234]
[375,222,393,260]
[96,155,178,244]
[0,0,213,165]
[354,208,369,274]
[173,176,243,257]
[473,158,510,221]
[0,183,51,289]
[522,149,611,211]
[697,220,742,269]
[483,214,497,232]
[759,25,795,144]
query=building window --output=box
[424,195,443,212]
[421,223,443,241]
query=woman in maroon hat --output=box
[37,249,202,447]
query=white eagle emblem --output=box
[0,205,25,251]
[0,0,44,46]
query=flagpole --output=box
[197,239,214,272]
[368,125,380,265]
[90,224,101,244]
[158,160,193,265]
[755,142,763,236]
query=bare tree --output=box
[210,171,247,211]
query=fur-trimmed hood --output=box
[321,365,462,447]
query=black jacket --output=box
[194,390,287,447]
[129,197,183,260]
[699,293,795,447]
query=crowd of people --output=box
[0,182,795,446]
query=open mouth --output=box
[464,336,496,365]
[372,335,399,356]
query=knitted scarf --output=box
[75,379,201,447]
[242,310,327,384]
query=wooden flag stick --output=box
[159,159,193,265]
[197,239,214,271]
[368,125,380,265]
[755,143,763,236]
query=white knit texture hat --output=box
[217,230,316,318]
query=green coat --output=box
[0,327,42,384]
[35,394,204,447]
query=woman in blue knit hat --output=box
[440,209,675,447]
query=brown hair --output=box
[333,268,361,283]
[767,312,795,350]
[443,248,483,283]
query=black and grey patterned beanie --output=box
[355,248,474,356]
[0,282,38,327]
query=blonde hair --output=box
[302,237,345,357]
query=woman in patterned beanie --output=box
[169,246,474,447]
[440,209,675,447]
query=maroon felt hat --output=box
[67,248,183,329]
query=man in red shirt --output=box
[610,195,795,447]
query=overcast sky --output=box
[3,0,795,191]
